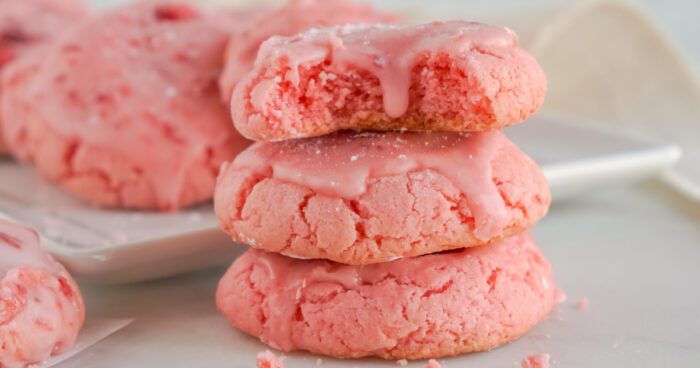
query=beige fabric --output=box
[520,1,700,201]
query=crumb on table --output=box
[575,297,589,310]
[257,350,284,368]
[554,288,567,304]
[521,353,550,368]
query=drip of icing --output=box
[232,130,509,240]
[256,21,518,118]
[253,254,362,350]
[253,254,310,350]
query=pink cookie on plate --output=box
[216,233,555,359]
[0,2,250,210]
[215,130,550,265]
[231,21,547,141]
[0,0,87,154]
[0,219,85,368]
[219,0,397,103]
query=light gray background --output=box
[91,0,700,68]
[395,0,700,65]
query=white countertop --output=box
[57,180,700,367]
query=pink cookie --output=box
[0,2,250,210]
[215,130,549,265]
[216,233,555,359]
[0,219,85,368]
[231,21,547,141]
[0,0,87,154]
[218,0,397,103]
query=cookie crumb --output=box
[554,288,567,304]
[575,298,589,310]
[316,358,323,366]
[426,359,443,368]
[257,350,284,368]
[521,353,550,368]
[397,359,408,366]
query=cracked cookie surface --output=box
[216,233,555,359]
[214,130,550,264]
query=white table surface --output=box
[57,180,700,367]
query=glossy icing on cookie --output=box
[232,19,545,141]
[0,219,84,368]
[232,130,508,240]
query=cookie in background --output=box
[0,0,89,155]
[0,2,250,210]
[219,0,398,103]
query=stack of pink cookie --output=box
[215,19,554,360]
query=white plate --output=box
[0,116,680,284]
